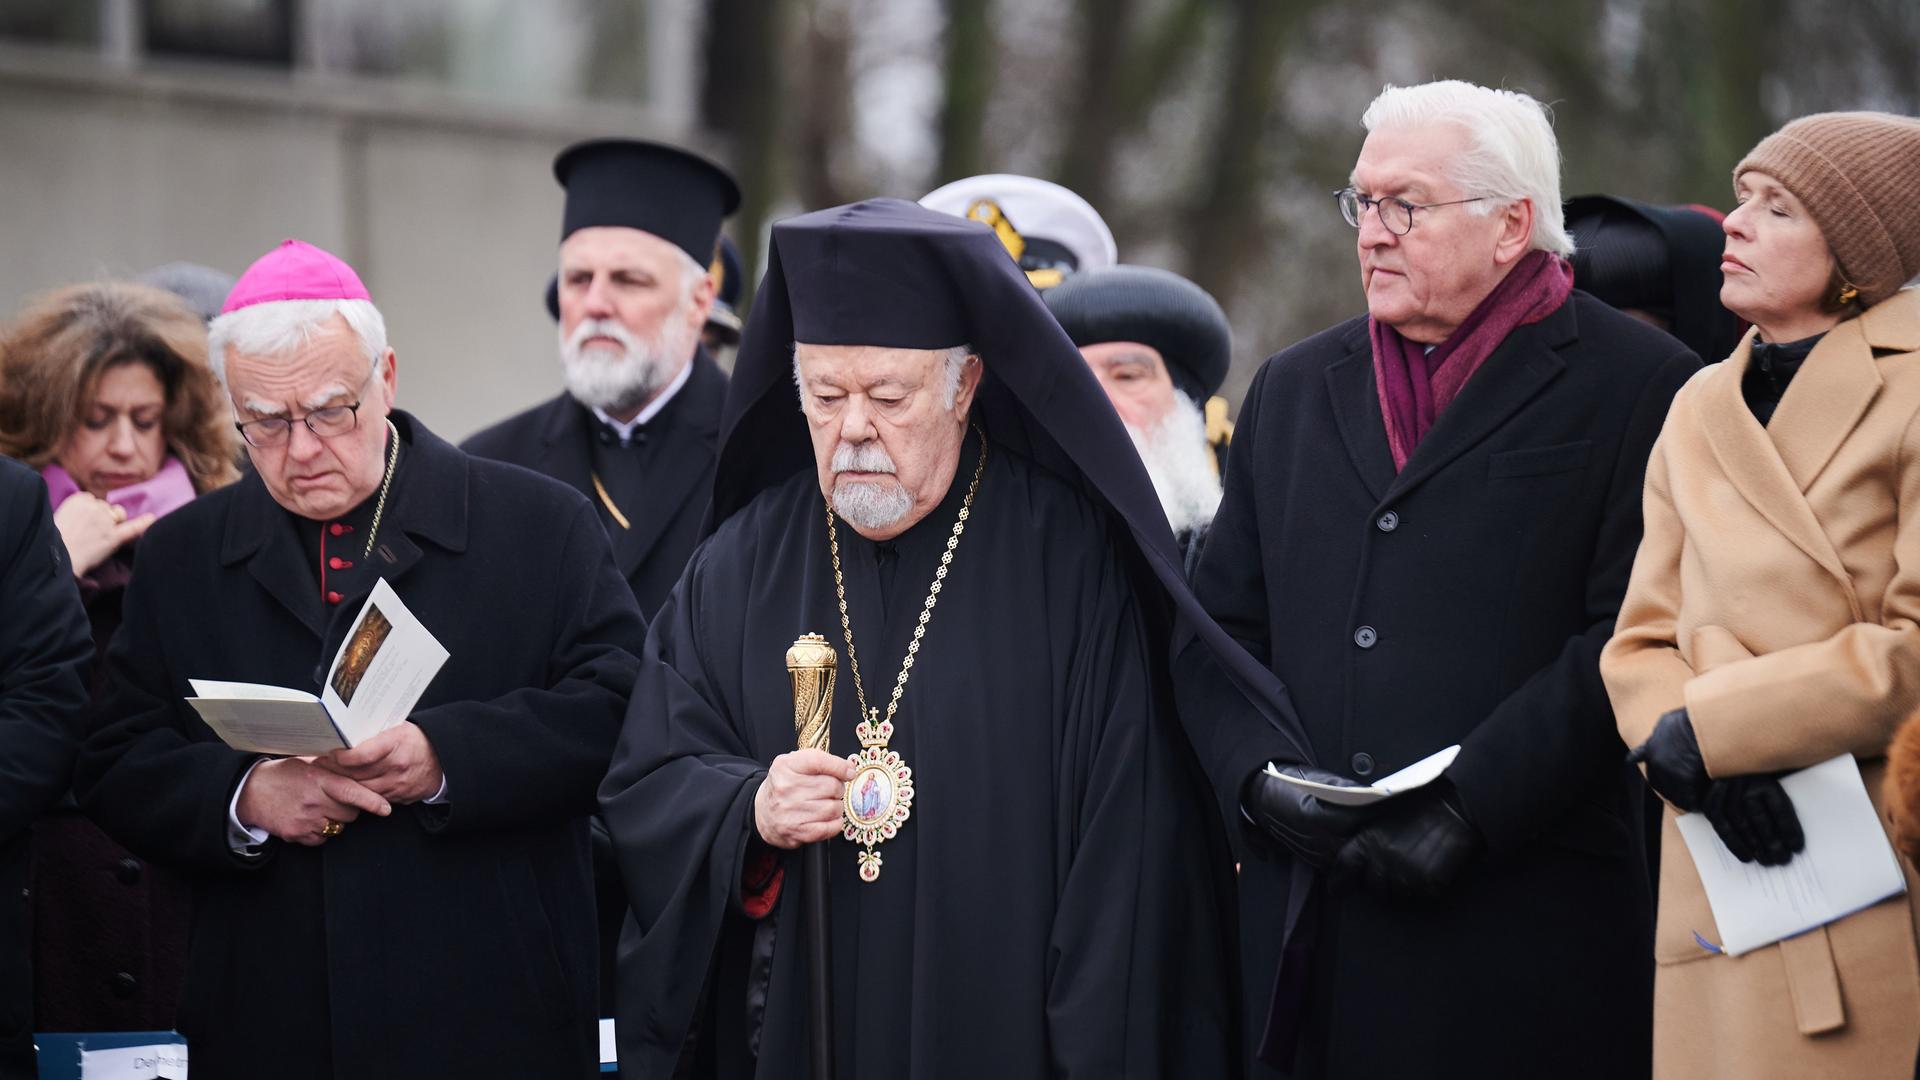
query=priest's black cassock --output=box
[461,348,725,619]
[600,200,1310,1078]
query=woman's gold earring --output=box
[1837,281,1860,306]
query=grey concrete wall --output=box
[0,43,720,443]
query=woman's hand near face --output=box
[52,493,154,577]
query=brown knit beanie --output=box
[1735,111,1920,307]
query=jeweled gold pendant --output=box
[843,709,914,883]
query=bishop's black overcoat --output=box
[1175,294,1698,1079]
[72,414,646,1080]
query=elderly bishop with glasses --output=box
[73,240,648,1080]
[1172,81,1701,1078]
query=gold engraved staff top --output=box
[786,633,838,754]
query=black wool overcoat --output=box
[1175,294,1697,1079]
[0,457,91,1080]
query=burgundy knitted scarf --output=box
[1370,249,1574,471]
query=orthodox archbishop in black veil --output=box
[713,197,1312,803]
[603,199,1310,1078]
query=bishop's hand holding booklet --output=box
[187,579,448,754]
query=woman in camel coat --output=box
[1602,111,1920,1078]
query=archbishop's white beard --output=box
[830,441,915,532]
[557,312,697,414]
[1128,393,1222,536]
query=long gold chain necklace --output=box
[362,419,401,559]
[828,431,986,883]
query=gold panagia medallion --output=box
[842,708,914,882]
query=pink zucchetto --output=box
[220,239,371,314]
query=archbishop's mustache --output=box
[831,441,897,474]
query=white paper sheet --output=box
[599,1018,617,1066]
[186,579,448,755]
[1265,744,1462,806]
[1676,754,1907,957]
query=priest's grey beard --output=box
[830,440,914,531]
[1127,392,1222,536]
[558,312,696,414]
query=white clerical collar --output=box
[592,356,695,444]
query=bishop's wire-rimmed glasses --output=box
[233,372,376,449]
[1336,187,1490,236]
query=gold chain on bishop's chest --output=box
[826,431,986,882]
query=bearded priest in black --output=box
[464,138,739,620]
[601,200,1299,1078]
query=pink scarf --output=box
[42,455,199,520]
[1371,250,1574,471]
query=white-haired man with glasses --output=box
[1172,81,1700,1078]
[74,240,647,1080]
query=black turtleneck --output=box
[1742,332,1826,427]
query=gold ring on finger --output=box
[321,819,344,838]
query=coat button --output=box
[329,522,346,537]
[1376,511,1399,532]
[326,591,344,605]
[329,556,351,570]
[112,971,137,998]
[1354,625,1378,648]
[1351,752,1376,777]
[115,857,141,885]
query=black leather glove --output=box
[1333,783,1484,901]
[1241,765,1375,868]
[1702,774,1805,866]
[1627,707,1710,812]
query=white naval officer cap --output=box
[919,173,1118,288]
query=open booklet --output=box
[187,579,449,755]
[1676,753,1907,957]
[1264,744,1462,806]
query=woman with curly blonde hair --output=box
[0,279,238,1033]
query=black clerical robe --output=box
[73,413,647,1080]
[602,434,1235,1079]
[462,350,726,619]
